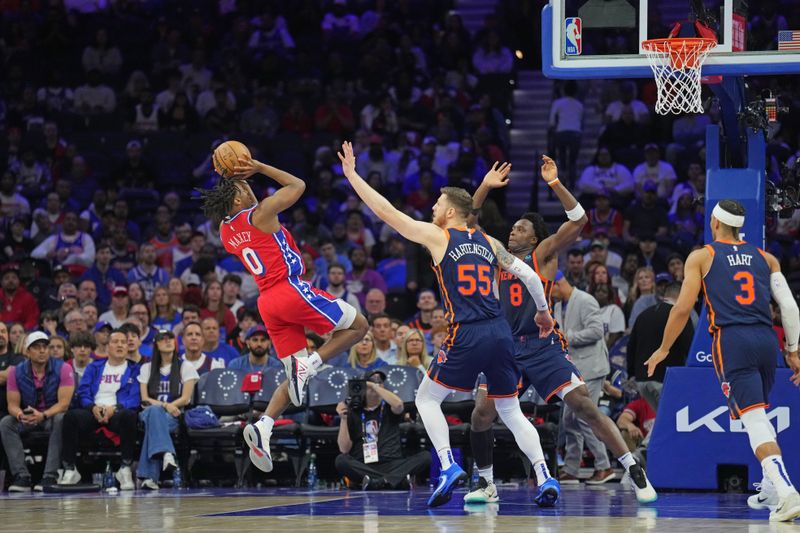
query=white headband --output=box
[712,203,744,228]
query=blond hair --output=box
[397,328,432,369]
[348,331,378,369]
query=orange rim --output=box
[642,37,717,69]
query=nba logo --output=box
[437,349,447,365]
[721,382,731,398]
[565,17,582,56]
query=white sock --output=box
[762,455,797,498]
[308,352,323,369]
[478,466,494,485]
[533,460,551,485]
[618,452,636,472]
[259,415,275,434]
[437,448,455,470]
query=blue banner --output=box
[649,367,800,489]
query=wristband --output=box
[565,203,585,221]
[546,178,560,187]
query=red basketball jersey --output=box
[219,205,305,292]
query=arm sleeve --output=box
[504,256,549,311]
[771,272,799,351]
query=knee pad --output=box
[332,300,358,331]
[740,408,777,453]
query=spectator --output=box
[592,284,626,348]
[0,323,24,419]
[347,331,388,373]
[345,212,376,257]
[623,184,669,242]
[666,253,685,282]
[364,288,387,319]
[180,321,224,375]
[397,328,431,372]
[94,321,112,358]
[179,50,213,99]
[80,302,99,330]
[1,332,74,491]
[564,248,587,291]
[130,303,156,355]
[128,282,147,307]
[240,88,279,137]
[0,265,40,330]
[81,28,123,74]
[73,70,117,117]
[227,308,259,353]
[137,329,198,490]
[151,286,181,331]
[599,106,649,167]
[31,211,96,273]
[616,398,656,456]
[577,147,634,199]
[200,280,237,336]
[335,369,430,490]
[315,241,353,275]
[669,192,703,253]
[666,113,710,166]
[625,267,657,325]
[172,305,200,338]
[583,236,623,277]
[228,325,281,372]
[406,289,437,334]
[8,323,25,354]
[472,31,513,74]
[60,329,140,490]
[345,246,387,307]
[128,243,169,301]
[79,243,128,308]
[174,230,206,277]
[0,172,31,218]
[394,324,411,346]
[2,216,34,263]
[120,322,147,366]
[314,88,355,135]
[167,277,185,311]
[635,235,668,273]
[321,0,360,43]
[371,313,397,364]
[633,144,676,199]
[551,272,612,484]
[627,282,694,411]
[604,81,649,124]
[201,317,240,365]
[98,286,131,328]
[64,309,88,337]
[68,331,95,381]
[549,81,584,187]
[376,237,407,293]
[221,274,244,316]
[77,279,98,305]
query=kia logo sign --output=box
[695,351,713,363]
[676,406,790,433]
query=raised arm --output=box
[232,155,306,227]
[338,141,447,260]
[487,235,554,338]
[471,161,512,226]
[766,252,800,384]
[646,248,706,376]
[532,155,587,261]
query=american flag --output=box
[778,30,800,51]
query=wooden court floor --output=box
[0,486,795,532]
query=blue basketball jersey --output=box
[432,227,502,325]
[703,240,772,330]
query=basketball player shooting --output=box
[338,141,558,508]
[646,200,800,522]
[200,155,369,473]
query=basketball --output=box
[212,140,251,178]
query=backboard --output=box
[543,0,800,79]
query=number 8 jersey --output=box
[703,240,772,330]
[432,227,502,325]
[220,205,305,292]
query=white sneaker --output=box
[748,480,779,510]
[59,469,81,485]
[115,466,135,491]
[162,452,178,473]
[243,418,273,472]
[287,355,316,406]
[140,479,159,491]
[770,491,800,522]
[627,464,658,504]
[464,478,499,503]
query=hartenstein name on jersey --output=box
[726,253,752,267]
[227,231,252,250]
[447,242,495,264]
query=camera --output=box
[738,90,788,139]
[346,379,367,412]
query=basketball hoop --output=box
[642,38,717,115]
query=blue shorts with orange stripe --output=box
[711,324,777,419]
[427,316,520,397]
[515,332,584,404]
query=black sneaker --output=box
[33,476,57,492]
[9,476,32,492]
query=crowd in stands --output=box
[0,0,797,491]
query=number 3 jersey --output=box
[219,205,304,292]
[703,240,772,330]
[432,227,502,324]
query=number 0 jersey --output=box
[219,204,305,292]
[432,227,502,324]
[703,240,772,330]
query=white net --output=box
[642,38,716,115]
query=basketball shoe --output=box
[534,477,561,507]
[428,463,468,507]
[623,463,658,504]
[464,477,499,503]
[243,417,274,472]
[287,355,316,406]
[748,479,779,510]
[770,491,800,522]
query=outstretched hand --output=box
[232,153,261,180]
[540,155,558,184]
[645,348,668,378]
[337,141,357,179]
[481,161,512,189]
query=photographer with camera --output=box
[335,370,430,490]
